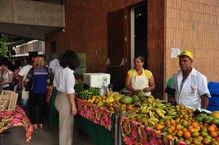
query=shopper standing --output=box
[24,56,50,129]
[54,50,79,145]
[0,59,14,90]
[18,57,33,109]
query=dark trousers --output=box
[29,93,45,124]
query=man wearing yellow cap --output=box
[170,50,211,109]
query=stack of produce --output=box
[87,91,136,112]
[77,87,99,100]
[156,108,219,144]
[127,95,171,128]
[126,94,219,144]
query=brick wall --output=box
[45,0,142,72]
[165,0,219,83]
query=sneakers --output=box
[33,124,43,130]
[33,124,38,130]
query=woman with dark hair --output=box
[53,50,79,145]
[125,56,155,96]
[0,59,14,90]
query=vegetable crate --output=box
[0,90,18,111]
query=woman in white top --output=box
[53,50,79,145]
[0,59,13,90]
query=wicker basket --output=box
[0,90,18,111]
[0,100,9,111]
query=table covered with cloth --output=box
[0,106,33,142]
[120,116,186,145]
[75,98,113,131]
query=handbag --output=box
[24,68,34,91]
[24,78,33,91]
[9,76,18,91]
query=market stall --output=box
[0,105,33,142]
[75,97,114,145]
[76,98,113,131]
[47,77,219,145]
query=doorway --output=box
[131,3,147,68]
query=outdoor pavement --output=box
[0,125,95,145]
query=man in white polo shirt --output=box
[170,50,211,109]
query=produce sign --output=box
[76,98,113,131]
[0,106,33,142]
[120,116,187,145]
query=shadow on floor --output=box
[0,125,95,145]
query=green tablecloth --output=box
[48,88,113,145]
[48,88,58,129]
[75,115,113,145]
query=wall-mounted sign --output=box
[171,48,180,58]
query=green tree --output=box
[0,34,9,57]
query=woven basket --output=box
[0,100,9,111]
[0,90,18,111]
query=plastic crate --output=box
[0,90,18,111]
[207,82,219,111]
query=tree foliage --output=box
[0,34,32,57]
[0,34,9,57]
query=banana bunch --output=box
[128,95,171,128]
[77,87,99,100]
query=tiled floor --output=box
[0,125,95,145]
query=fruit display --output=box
[127,95,172,128]
[87,93,135,112]
[77,87,99,100]
[125,95,219,145]
[77,86,219,145]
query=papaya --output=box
[135,90,145,98]
[131,95,139,102]
[120,96,133,105]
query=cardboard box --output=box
[83,73,110,88]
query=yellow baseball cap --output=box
[177,50,193,60]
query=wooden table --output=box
[0,106,33,142]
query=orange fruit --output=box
[183,131,191,139]
[208,125,216,132]
[182,128,188,132]
[155,124,164,130]
[121,104,126,108]
[195,125,201,131]
[210,131,218,138]
[215,137,219,142]
[169,119,176,125]
[165,120,171,125]
[190,121,198,128]
[167,134,173,140]
[188,126,195,133]
[176,124,183,130]
[170,125,175,131]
